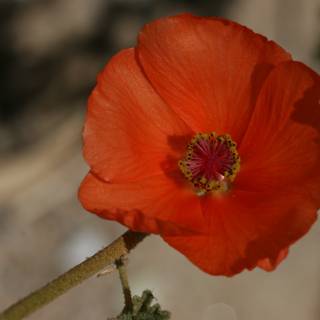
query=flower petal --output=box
[163,189,317,276]
[257,248,289,271]
[79,171,206,235]
[137,14,290,140]
[239,61,320,195]
[84,48,191,183]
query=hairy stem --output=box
[116,257,133,313]
[0,230,148,320]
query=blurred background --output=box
[0,0,320,319]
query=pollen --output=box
[179,132,240,195]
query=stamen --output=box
[179,132,240,195]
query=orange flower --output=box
[79,14,320,276]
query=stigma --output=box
[178,132,240,195]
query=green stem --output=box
[0,231,148,320]
[115,257,133,313]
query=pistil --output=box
[179,132,240,195]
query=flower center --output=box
[178,132,240,195]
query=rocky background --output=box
[0,0,320,319]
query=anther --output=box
[179,132,240,195]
